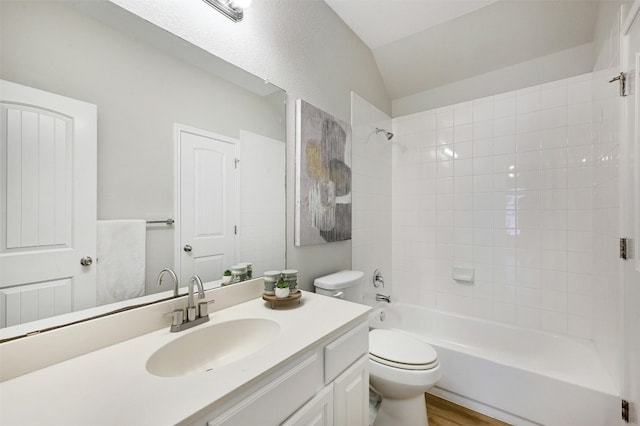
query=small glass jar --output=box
[230,265,248,283]
[263,270,281,295]
[281,269,299,293]
[238,262,253,279]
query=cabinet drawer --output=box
[324,321,368,384]
[208,349,323,426]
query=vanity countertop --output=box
[0,291,370,425]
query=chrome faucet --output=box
[375,293,391,303]
[187,275,206,321]
[164,274,211,332]
[156,268,179,297]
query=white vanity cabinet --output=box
[0,291,372,425]
[201,321,369,426]
[287,355,369,426]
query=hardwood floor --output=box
[425,394,512,426]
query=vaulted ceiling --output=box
[324,0,600,101]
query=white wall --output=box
[392,73,598,338]
[351,92,393,304]
[392,43,595,117]
[108,0,392,290]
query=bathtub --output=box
[369,304,619,426]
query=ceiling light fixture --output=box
[202,0,251,22]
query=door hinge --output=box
[620,237,629,260]
[622,399,629,422]
[235,158,240,169]
[609,72,628,97]
[234,225,237,235]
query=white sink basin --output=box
[146,318,280,377]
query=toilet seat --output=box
[369,329,438,371]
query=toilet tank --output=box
[313,270,364,303]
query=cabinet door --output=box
[333,355,369,426]
[282,384,334,426]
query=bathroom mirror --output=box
[0,0,286,338]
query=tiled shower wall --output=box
[590,3,622,381]
[351,93,393,303]
[391,73,597,338]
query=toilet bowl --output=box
[369,329,441,425]
[313,271,441,426]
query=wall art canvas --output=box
[295,99,352,246]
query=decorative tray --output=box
[262,292,302,309]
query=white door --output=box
[622,3,640,423]
[0,79,97,327]
[176,125,236,284]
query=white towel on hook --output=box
[96,220,146,305]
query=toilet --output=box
[314,270,441,426]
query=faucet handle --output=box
[198,299,214,317]
[164,309,184,326]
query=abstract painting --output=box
[295,99,352,246]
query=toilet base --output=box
[373,394,428,426]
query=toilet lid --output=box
[369,329,438,370]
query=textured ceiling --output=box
[325,0,600,100]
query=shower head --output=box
[375,127,394,141]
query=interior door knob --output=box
[183,244,192,253]
[80,256,93,266]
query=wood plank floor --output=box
[425,394,512,426]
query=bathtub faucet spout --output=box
[376,293,391,303]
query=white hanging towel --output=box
[96,220,146,305]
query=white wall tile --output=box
[473,120,494,140]
[494,94,516,118]
[473,101,493,122]
[454,159,473,176]
[542,289,567,312]
[516,132,542,152]
[541,85,568,109]
[541,127,568,149]
[391,73,597,337]
[437,106,454,127]
[494,117,516,137]
[473,157,493,175]
[493,135,516,155]
[568,314,592,339]
[567,123,592,146]
[493,154,516,174]
[517,111,541,134]
[517,90,541,114]
[568,79,592,105]
[454,102,473,126]
[540,106,568,129]
[568,102,592,125]
[455,124,473,143]
[541,310,568,334]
